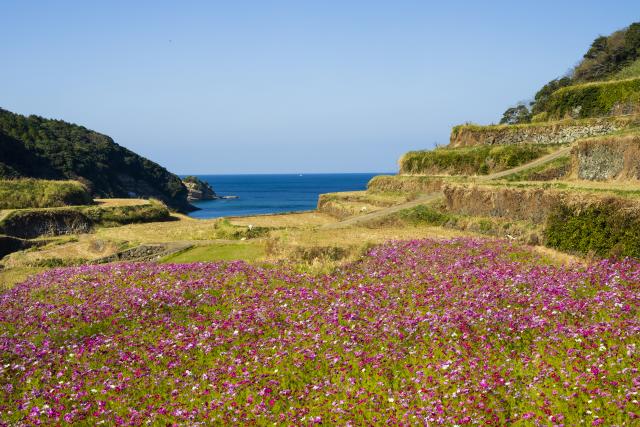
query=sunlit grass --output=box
[160,242,265,263]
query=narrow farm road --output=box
[322,144,574,229]
[476,145,573,181]
[321,192,442,229]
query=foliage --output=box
[394,204,451,226]
[530,112,549,122]
[0,108,192,211]
[209,218,269,240]
[0,179,92,209]
[1,238,639,424]
[544,77,640,119]
[545,199,640,257]
[530,77,573,116]
[499,104,531,124]
[574,23,640,82]
[501,22,640,121]
[400,144,551,175]
[612,57,640,80]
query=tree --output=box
[500,104,531,125]
[531,76,572,115]
[584,36,608,60]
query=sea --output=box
[185,173,385,219]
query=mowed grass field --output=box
[160,242,266,263]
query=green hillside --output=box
[0,108,194,212]
[501,22,640,124]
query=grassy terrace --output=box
[0,200,171,239]
[399,144,558,175]
[451,115,640,138]
[480,180,640,198]
[0,178,91,209]
[545,77,640,119]
[500,156,571,181]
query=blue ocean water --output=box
[186,173,384,219]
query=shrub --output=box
[545,198,640,257]
[545,78,640,119]
[499,104,531,125]
[396,205,451,226]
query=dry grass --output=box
[484,179,640,198]
[93,198,151,207]
[2,235,121,269]
[94,215,223,243]
[228,211,335,228]
[0,266,45,290]
[532,245,584,266]
[321,191,411,206]
[267,223,473,257]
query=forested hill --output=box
[0,108,194,212]
[500,22,640,124]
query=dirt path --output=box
[323,145,574,229]
[321,193,442,229]
[476,145,572,181]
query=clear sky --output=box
[1,1,639,174]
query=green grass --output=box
[545,77,640,119]
[393,204,452,226]
[0,266,45,291]
[160,243,265,263]
[0,178,92,209]
[399,144,554,175]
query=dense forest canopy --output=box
[0,108,193,211]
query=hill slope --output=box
[501,22,640,123]
[0,108,194,212]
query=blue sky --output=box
[1,1,639,173]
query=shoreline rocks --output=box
[182,176,218,202]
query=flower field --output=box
[1,238,639,425]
